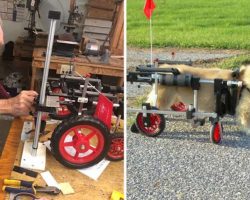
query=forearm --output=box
[0,99,12,114]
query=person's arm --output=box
[0,91,38,116]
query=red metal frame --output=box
[94,94,113,129]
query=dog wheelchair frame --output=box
[34,74,124,168]
[31,11,123,169]
[127,62,243,144]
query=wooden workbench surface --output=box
[1,120,124,200]
[0,119,23,200]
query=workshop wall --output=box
[0,0,87,54]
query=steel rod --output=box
[32,18,58,155]
[127,108,217,118]
[194,90,198,110]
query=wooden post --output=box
[110,1,124,56]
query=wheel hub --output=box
[110,139,123,153]
[58,123,106,165]
[72,131,91,153]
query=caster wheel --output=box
[51,116,110,169]
[210,122,223,144]
[135,107,165,137]
[130,123,139,133]
[106,133,124,161]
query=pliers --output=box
[2,179,60,195]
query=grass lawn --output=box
[127,0,250,50]
[211,54,250,69]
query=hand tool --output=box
[13,166,38,178]
[2,179,60,195]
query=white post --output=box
[149,10,153,65]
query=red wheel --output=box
[51,116,110,168]
[210,122,222,144]
[135,107,165,137]
[106,133,124,161]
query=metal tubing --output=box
[127,108,217,118]
[32,19,57,155]
[227,80,243,87]
[78,77,89,115]
[153,62,158,107]
[194,90,198,110]
[199,79,214,84]
[199,79,243,87]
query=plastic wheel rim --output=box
[59,125,105,164]
[213,123,221,143]
[137,113,162,135]
[107,138,124,159]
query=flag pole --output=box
[150,9,153,65]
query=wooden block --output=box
[88,0,115,10]
[110,2,124,56]
[83,33,109,41]
[84,18,112,28]
[87,8,114,20]
[59,182,75,195]
[83,26,111,34]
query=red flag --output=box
[144,0,156,20]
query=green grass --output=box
[127,0,250,49]
[210,54,250,69]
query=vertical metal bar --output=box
[150,17,153,65]
[32,19,57,155]
[153,61,158,107]
[78,77,89,115]
[194,90,198,111]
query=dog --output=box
[146,64,250,130]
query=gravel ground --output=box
[127,47,241,68]
[126,49,250,200]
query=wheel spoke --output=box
[89,145,97,152]
[85,131,96,140]
[63,142,74,147]
[74,150,79,159]
[73,128,81,137]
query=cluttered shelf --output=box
[31,47,124,90]
[1,119,124,200]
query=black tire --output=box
[210,122,223,144]
[130,123,139,133]
[51,116,110,169]
[106,133,124,161]
[135,107,165,137]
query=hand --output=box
[7,90,38,117]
